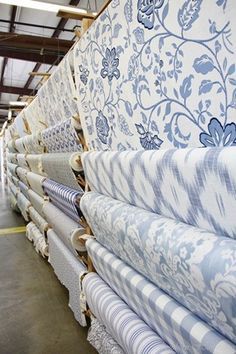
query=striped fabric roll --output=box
[83,273,174,354]
[87,239,236,354]
[42,178,83,222]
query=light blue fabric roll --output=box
[86,239,236,354]
[82,147,236,239]
[83,272,174,354]
[80,191,236,343]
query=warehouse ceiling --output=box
[0,0,103,124]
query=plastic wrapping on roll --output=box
[29,206,49,234]
[42,201,86,255]
[17,154,29,169]
[28,189,45,217]
[27,172,46,197]
[17,192,31,221]
[26,222,49,257]
[26,154,46,176]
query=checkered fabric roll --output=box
[87,239,236,354]
[42,178,83,222]
[83,272,174,354]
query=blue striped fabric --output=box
[42,178,83,222]
[86,239,236,354]
[83,272,174,354]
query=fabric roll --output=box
[81,192,236,344]
[16,167,29,186]
[42,201,86,255]
[24,96,47,133]
[87,239,236,354]
[83,273,174,354]
[23,132,45,154]
[26,222,48,257]
[14,112,28,137]
[18,181,29,199]
[7,140,17,153]
[17,154,29,169]
[42,179,83,222]
[28,189,45,217]
[17,192,31,221]
[82,147,236,240]
[26,154,46,176]
[41,118,83,153]
[29,206,49,234]
[27,172,46,197]
[41,152,82,190]
[7,163,18,177]
[15,137,26,153]
[7,153,17,164]
[9,180,19,197]
[87,317,125,354]
[12,176,19,187]
[9,192,20,212]
[48,229,87,326]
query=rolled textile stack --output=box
[27,172,46,198]
[26,222,48,257]
[17,154,29,170]
[18,181,29,199]
[17,192,31,221]
[28,207,49,235]
[26,154,46,176]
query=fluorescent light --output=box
[0,0,96,15]
[9,101,28,107]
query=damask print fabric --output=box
[48,229,87,326]
[74,0,236,150]
[82,147,236,239]
[86,239,236,354]
[81,192,236,343]
[83,272,175,354]
[41,118,83,153]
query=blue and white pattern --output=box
[41,118,83,153]
[83,272,175,354]
[48,229,87,326]
[81,192,236,343]
[87,239,236,354]
[37,55,78,128]
[82,147,236,239]
[74,0,236,150]
[42,179,83,222]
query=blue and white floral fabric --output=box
[83,272,175,354]
[86,239,236,354]
[81,192,236,343]
[74,0,236,150]
[82,147,236,239]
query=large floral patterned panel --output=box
[82,147,236,239]
[74,0,236,150]
[37,54,78,128]
[80,192,236,343]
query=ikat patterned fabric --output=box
[83,272,174,354]
[81,192,236,344]
[87,239,236,354]
[74,0,236,150]
[82,147,236,239]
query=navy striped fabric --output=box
[83,273,174,354]
[42,178,83,222]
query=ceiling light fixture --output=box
[0,0,97,17]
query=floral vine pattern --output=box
[74,0,236,150]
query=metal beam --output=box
[0,48,64,65]
[0,85,36,96]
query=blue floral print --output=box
[137,0,165,29]
[101,48,120,82]
[200,118,236,147]
[96,111,110,144]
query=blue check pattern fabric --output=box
[86,239,236,354]
[82,147,236,239]
[83,272,174,354]
[81,192,236,344]
[42,178,83,222]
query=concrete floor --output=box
[0,186,97,354]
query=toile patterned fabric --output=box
[41,118,83,153]
[42,178,83,222]
[37,54,78,128]
[26,222,49,258]
[23,96,47,134]
[83,272,175,354]
[80,192,236,344]
[74,0,236,151]
[82,147,236,239]
[48,229,87,326]
[87,239,236,354]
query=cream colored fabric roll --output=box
[26,222,49,257]
[7,153,17,164]
[69,152,83,172]
[43,201,86,254]
[26,154,46,176]
[41,153,81,190]
[27,172,46,197]
[17,192,31,221]
[16,167,29,186]
[9,192,20,212]
[17,154,29,169]
[29,206,49,234]
[28,189,46,217]
[7,163,18,177]
[7,139,17,153]
[24,96,47,134]
[12,176,19,187]
[23,132,45,154]
[15,137,26,153]
[9,180,19,197]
